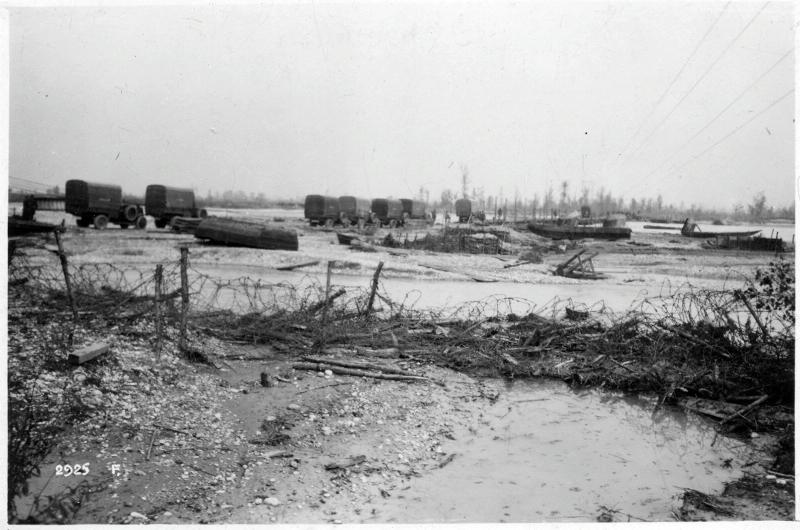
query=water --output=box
[189,265,659,316]
[366,379,747,523]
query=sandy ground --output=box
[19,213,787,300]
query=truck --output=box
[304,195,340,227]
[337,196,372,228]
[455,198,472,222]
[370,198,404,227]
[65,179,146,229]
[399,198,429,222]
[145,185,207,228]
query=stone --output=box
[264,497,281,506]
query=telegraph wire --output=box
[626,1,770,160]
[641,47,793,181]
[613,1,731,160]
[659,87,793,177]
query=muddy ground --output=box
[7,213,795,523]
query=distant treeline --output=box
[9,185,794,223]
[430,186,794,223]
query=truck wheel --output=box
[119,223,129,229]
[94,214,109,230]
[155,219,166,229]
[135,216,147,229]
[123,204,138,222]
[76,218,90,228]
[199,209,208,218]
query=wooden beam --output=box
[68,342,110,365]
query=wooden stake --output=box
[54,230,78,322]
[365,261,385,316]
[154,264,163,361]
[736,291,769,340]
[179,247,189,352]
[320,261,333,348]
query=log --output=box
[292,362,440,385]
[417,262,497,282]
[301,355,416,376]
[68,342,109,365]
[276,260,319,271]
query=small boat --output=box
[643,224,681,230]
[8,216,63,237]
[528,223,631,240]
[680,219,761,239]
[195,217,298,250]
[336,232,361,245]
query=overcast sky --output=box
[7,1,796,210]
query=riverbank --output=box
[7,259,794,522]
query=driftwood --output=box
[656,323,731,359]
[292,362,440,385]
[719,395,768,426]
[325,455,366,471]
[301,355,416,377]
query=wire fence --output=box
[8,244,794,352]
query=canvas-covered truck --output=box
[338,196,372,228]
[304,195,340,227]
[371,198,404,227]
[455,198,472,222]
[145,185,207,228]
[65,179,146,229]
[399,198,430,222]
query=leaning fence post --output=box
[154,264,163,361]
[179,247,189,352]
[365,261,385,316]
[320,261,333,348]
[54,230,78,323]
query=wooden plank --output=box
[68,342,110,365]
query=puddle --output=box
[365,379,748,523]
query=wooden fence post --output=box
[179,247,189,352]
[154,264,163,361]
[320,261,333,348]
[54,230,78,322]
[365,261,384,316]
